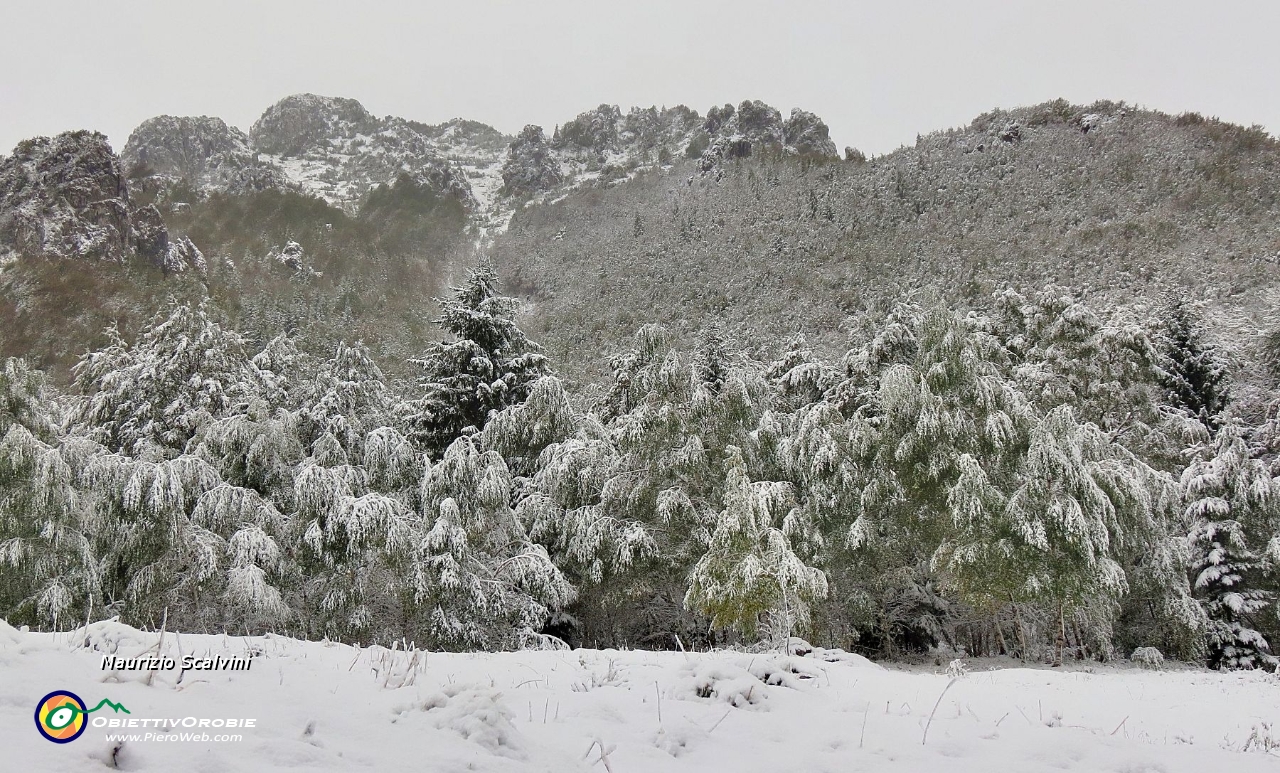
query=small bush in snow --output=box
[1243,722,1280,754]
[1131,647,1165,669]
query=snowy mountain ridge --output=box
[119,94,841,228]
[0,94,846,266]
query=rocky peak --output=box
[554,104,623,153]
[0,130,201,270]
[735,100,786,147]
[249,94,379,156]
[123,116,252,184]
[695,99,839,172]
[552,104,705,161]
[245,94,483,210]
[0,131,133,262]
[783,109,839,158]
[122,115,295,203]
[502,125,563,196]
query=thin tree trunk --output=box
[994,614,1009,657]
[1053,602,1066,667]
[1010,596,1028,660]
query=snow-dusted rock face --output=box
[247,94,478,209]
[122,115,295,204]
[734,99,786,148]
[502,125,564,196]
[0,131,204,269]
[129,202,169,264]
[120,95,492,213]
[491,104,701,205]
[554,104,623,153]
[0,131,151,263]
[124,116,253,187]
[783,108,839,158]
[697,100,840,171]
[549,103,703,168]
[249,94,381,156]
[163,234,206,273]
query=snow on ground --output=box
[3,619,1278,772]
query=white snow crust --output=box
[3,619,1278,771]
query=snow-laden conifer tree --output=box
[843,304,1029,556]
[992,287,1188,467]
[193,483,290,625]
[1155,297,1230,431]
[484,378,655,597]
[196,400,304,501]
[408,261,549,457]
[541,324,775,645]
[300,341,397,461]
[73,302,263,458]
[86,453,228,625]
[251,333,314,411]
[765,333,840,411]
[0,357,61,441]
[294,444,420,639]
[780,303,1027,652]
[478,376,579,478]
[684,446,827,647]
[0,424,101,628]
[416,437,572,649]
[939,405,1167,664]
[1182,420,1277,669]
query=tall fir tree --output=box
[408,261,549,457]
[1156,297,1230,431]
[1182,420,1276,669]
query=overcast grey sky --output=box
[2,0,1277,157]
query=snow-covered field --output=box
[3,620,1277,772]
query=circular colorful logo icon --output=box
[34,690,88,743]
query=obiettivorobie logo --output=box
[34,690,130,743]
[35,690,256,744]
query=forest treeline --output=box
[1,263,1278,669]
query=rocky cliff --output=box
[0,131,202,271]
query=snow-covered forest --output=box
[3,261,1278,672]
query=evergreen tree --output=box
[296,451,415,639]
[416,437,573,649]
[993,288,1177,464]
[0,358,60,441]
[478,376,579,478]
[940,405,1164,664]
[408,261,549,456]
[499,379,655,591]
[1156,297,1230,431]
[1182,421,1277,669]
[73,302,263,458]
[88,453,229,625]
[0,426,101,627]
[684,446,827,646]
[765,334,839,411]
[300,341,397,461]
